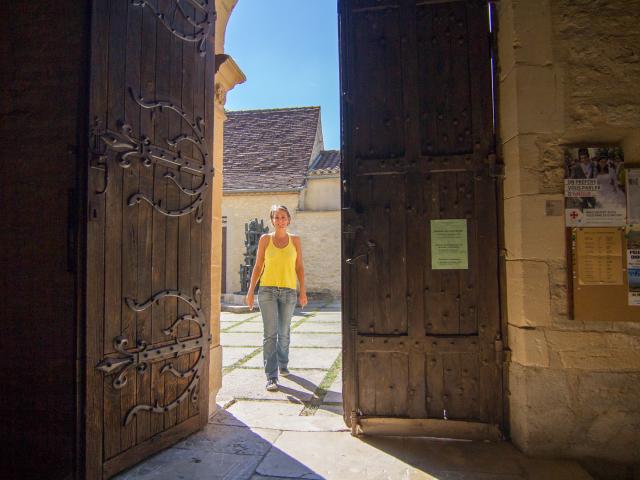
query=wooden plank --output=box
[120,0,142,451]
[458,172,478,334]
[374,352,394,415]
[359,417,501,441]
[135,0,157,445]
[391,352,409,416]
[467,0,493,152]
[188,5,207,420]
[176,1,195,425]
[387,176,407,334]
[103,0,128,459]
[103,413,202,478]
[351,8,404,159]
[85,0,110,474]
[416,3,437,156]
[355,177,374,335]
[406,173,427,417]
[358,353,377,415]
[442,353,463,419]
[373,179,391,334]
[425,353,444,418]
[163,7,183,430]
[149,0,172,437]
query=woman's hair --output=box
[270,204,291,224]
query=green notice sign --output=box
[431,219,469,270]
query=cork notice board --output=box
[571,227,638,321]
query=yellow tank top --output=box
[260,234,298,289]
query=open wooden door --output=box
[85,0,215,477]
[340,0,505,439]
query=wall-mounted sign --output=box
[564,146,626,227]
[627,169,640,225]
[628,249,640,306]
[576,228,623,285]
[431,219,468,270]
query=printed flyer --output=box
[628,250,640,306]
[628,226,640,306]
[564,147,626,227]
[627,169,640,225]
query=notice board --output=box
[571,227,639,322]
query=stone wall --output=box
[222,192,341,296]
[498,0,640,466]
[304,176,341,211]
[209,0,243,414]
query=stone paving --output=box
[116,301,593,480]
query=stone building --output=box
[221,107,341,297]
[2,0,640,478]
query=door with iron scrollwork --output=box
[85,0,215,477]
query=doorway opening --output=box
[215,0,346,436]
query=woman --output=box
[246,205,308,391]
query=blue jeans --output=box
[258,287,297,380]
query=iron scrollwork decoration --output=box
[132,0,215,56]
[94,88,211,222]
[96,287,211,426]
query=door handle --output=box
[346,240,376,268]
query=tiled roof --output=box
[223,107,321,191]
[309,150,341,176]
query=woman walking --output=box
[246,205,307,391]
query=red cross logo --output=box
[570,211,580,220]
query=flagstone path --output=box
[115,301,593,480]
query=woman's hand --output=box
[246,291,255,311]
[298,290,308,309]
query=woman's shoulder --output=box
[259,234,271,243]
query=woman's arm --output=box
[245,234,269,310]
[292,236,308,308]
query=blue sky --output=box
[224,0,340,150]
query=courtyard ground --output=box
[116,301,592,480]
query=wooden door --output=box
[85,1,215,477]
[340,0,505,439]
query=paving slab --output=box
[257,432,591,480]
[221,312,262,322]
[242,347,341,370]
[220,320,242,330]
[174,423,281,456]
[315,403,344,416]
[243,313,307,324]
[221,332,264,347]
[219,368,327,403]
[221,400,348,432]
[290,332,341,348]
[293,321,342,333]
[259,431,437,479]
[227,322,266,333]
[323,372,343,403]
[114,444,262,480]
[222,346,255,368]
[307,312,342,322]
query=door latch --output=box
[346,240,376,268]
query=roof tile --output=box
[223,107,320,191]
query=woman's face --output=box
[272,209,290,228]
